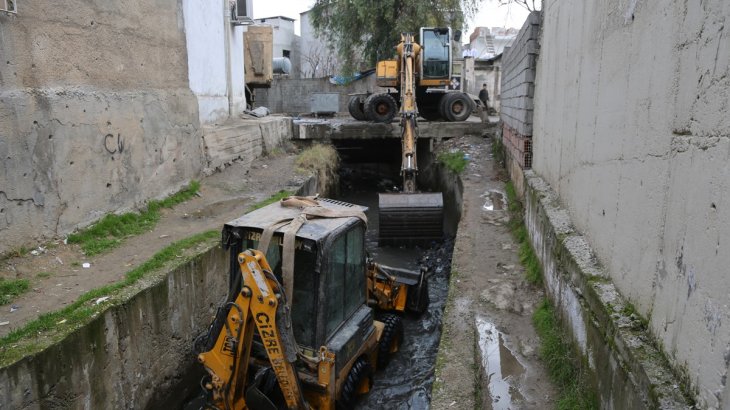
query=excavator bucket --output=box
[378,192,443,246]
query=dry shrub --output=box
[295,144,340,196]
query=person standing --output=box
[478,83,490,121]
[478,83,489,109]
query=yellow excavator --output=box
[374,31,454,246]
[189,197,416,409]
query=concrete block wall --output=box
[532,0,730,406]
[500,11,540,137]
[254,76,385,114]
[0,0,204,255]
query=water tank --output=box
[273,57,292,75]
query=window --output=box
[324,224,366,338]
[1,0,17,13]
[242,235,318,348]
[422,29,450,78]
[283,49,291,59]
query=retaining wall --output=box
[531,1,730,405]
[524,170,691,409]
[0,0,203,255]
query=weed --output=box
[0,278,30,305]
[70,261,80,267]
[504,181,542,285]
[533,299,598,409]
[519,241,542,285]
[36,272,53,279]
[67,181,200,256]
[491,137,506,168]
[438,151,468,174]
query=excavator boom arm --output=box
[197,249,307,410]
[397,33,421,193]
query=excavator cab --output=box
[194,198,383,409]
[419,27,452,82]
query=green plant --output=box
[438,151,468,174]
[491,137,506,168]
[67,181,200,255]
[504,181,541,285]
[36,272,53,279]
[533,299,598,409]
[0,278,30,305]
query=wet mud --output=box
[340,168,454,410]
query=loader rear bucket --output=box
[378,192,443,246]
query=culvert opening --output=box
[166,137,460,409]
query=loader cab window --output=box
[242,234,318,348]
[324,224,366,338]
[421,29,450,79]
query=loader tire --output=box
[337,357,372,410]
[364,93,397,123]
[442,92,473,122]
[377,313,404,369]
[348,96,367,120]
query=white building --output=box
[468,27,518,60]
[299,10,340,78]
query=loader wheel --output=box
[337,357,372,410]
[377,313,404,369]
[364,93,397,123]
[348,96,367,120]
[442,92,473,122]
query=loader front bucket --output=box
[378,192,443,246]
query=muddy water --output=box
[476,316,527,409]
[339,170,452,410]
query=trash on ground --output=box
[10,305,19,313]
[82,262,91,268]
[94,296,110,305]
[0,321,9,326]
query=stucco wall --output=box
[183,0,247,124]
[532,0,730,406]
[0,0,204,255]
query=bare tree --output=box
[496,0,539,12]
[301,42,338,79]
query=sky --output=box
[251,0,531,39]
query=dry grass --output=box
[295,144,340,196]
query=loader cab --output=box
[221,198,375,372]
[419,27,452,86]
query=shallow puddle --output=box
[481,190,506,211]
[475,316,526,409]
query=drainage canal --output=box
[175,138,457,409]
[337,158,454,409]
